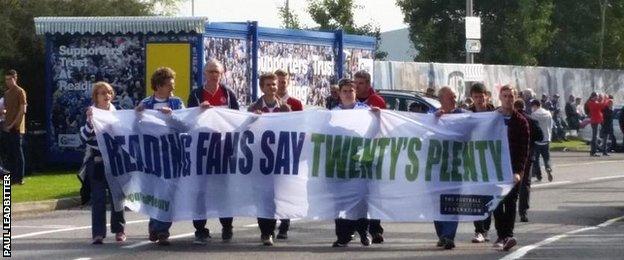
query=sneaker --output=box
[115,232,127,242]
[360,234,371,246]
[472,232,486,243]
[520,214,529,222]
[503,237,517,251]
[261,234,274,246]
[276,230,288,240]
[483,232,490,242]
[602,153,610,157]
[222,227,233,241]
[546,168,553,182]
[332,240,348,247]
[443,238,455,250]
[371,233,384,244]
[493,237,504,248]
[92,236,104,245]
[157,233,170,246]
[436,239,444,247]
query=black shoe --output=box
[443,238,455,250]
[222,227,233,241]
[276,230,288,240]
[0,166,9,175]
[602,153,610,156]
[520,214,529,222]
[360,234,371,246]
[332,240,348,247]
[590,153,601,157]
[371,233,384,244]
[436,239,444,247]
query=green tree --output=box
[396,0,555,65]
[278,0,301,29]
[0,0,181,123]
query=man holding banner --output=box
[187,59,240,244]
[493,85,529,251]
[433,86,469,250]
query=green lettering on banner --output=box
[451,141,463,181]
[404,137,421,181]
[375,138,391,180]
[488,140,504,181]
[336,136,351,179]
[475,140,489,182]
[360,138,376,179]
[425,139,442,181]
[439,140,450,181]
[348,137,363,178]
[310,133,325,177]
[462,141,478,181]
[388,137,407,180]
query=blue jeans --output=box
[532,142,551,180]
[434,221,458,241]
[3,131,24,183]
[90,161,125,238]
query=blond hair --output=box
[91,81,115,104]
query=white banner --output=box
[92,108,513,222]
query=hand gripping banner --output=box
[92,108,513,222]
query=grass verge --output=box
[11,170,80,203]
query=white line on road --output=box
[500,215,624,260]
[589,175,624,181]
[73,258,91,260]
[12,219,149,239]
[557,160,622,167]
[13,225,77,229]
[532,181,572,188]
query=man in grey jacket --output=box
[530,99,554,182]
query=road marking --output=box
[532,181,572,188]
[557,160,622,167]
[13,225,77,229]
[122,232,195,249]
[73,258,91,260]
[12,219,149,239]
[589,175,624,181]
[500,215,624,260]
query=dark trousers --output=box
[532,143,550,180]
[3,131,24,183]
[257,218,276,237]
[494,186,519,239]
[192,217,233,238]
[353,218,383,235]
[90,162,125,238]
[434,221,458,240]
[335,218,355,243]
[602,130,616,153]
[278,219,290,233]
[590,124,599,154]
[473,215,491,234]
[519,158,533,215]
[148,218,172,236]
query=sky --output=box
[175,0,408,32]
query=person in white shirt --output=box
[530,99,554,182]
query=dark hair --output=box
[353,70,371,84]
[469,82,487,95]
[530,99,541,107]
[337,78,354,90]
[150,67,175,91]
[514,99,525,110]
[5,69,17,77]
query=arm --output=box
[512,114,530,183]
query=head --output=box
[469,82,487,109]
[499,85,516,111]
[151,67,176,97]
[338,78,356,105]
[425,87,436,97]
[204,59,224,86]
[91,81,115,108]
[438,86,457,111]
[4,69,18,89]
[353,70,372,98]
[329,84,339,98]
[530,99,541,112]
[590,92,597,101]
[259,72,278,98]
[274,69,289,96]
[568,94,575,102]
[514,99,526,112]
[575,97,582,105]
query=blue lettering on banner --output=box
[239,130,254,175]
[260,131,276,175]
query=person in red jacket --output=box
[275,69,303,111]
[352,70,386,243]
[587,92,610,156]
[354,70,386,109]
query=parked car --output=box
[377,89,441,113]
[578,108,623,151]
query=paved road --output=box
[9,152,624,260]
